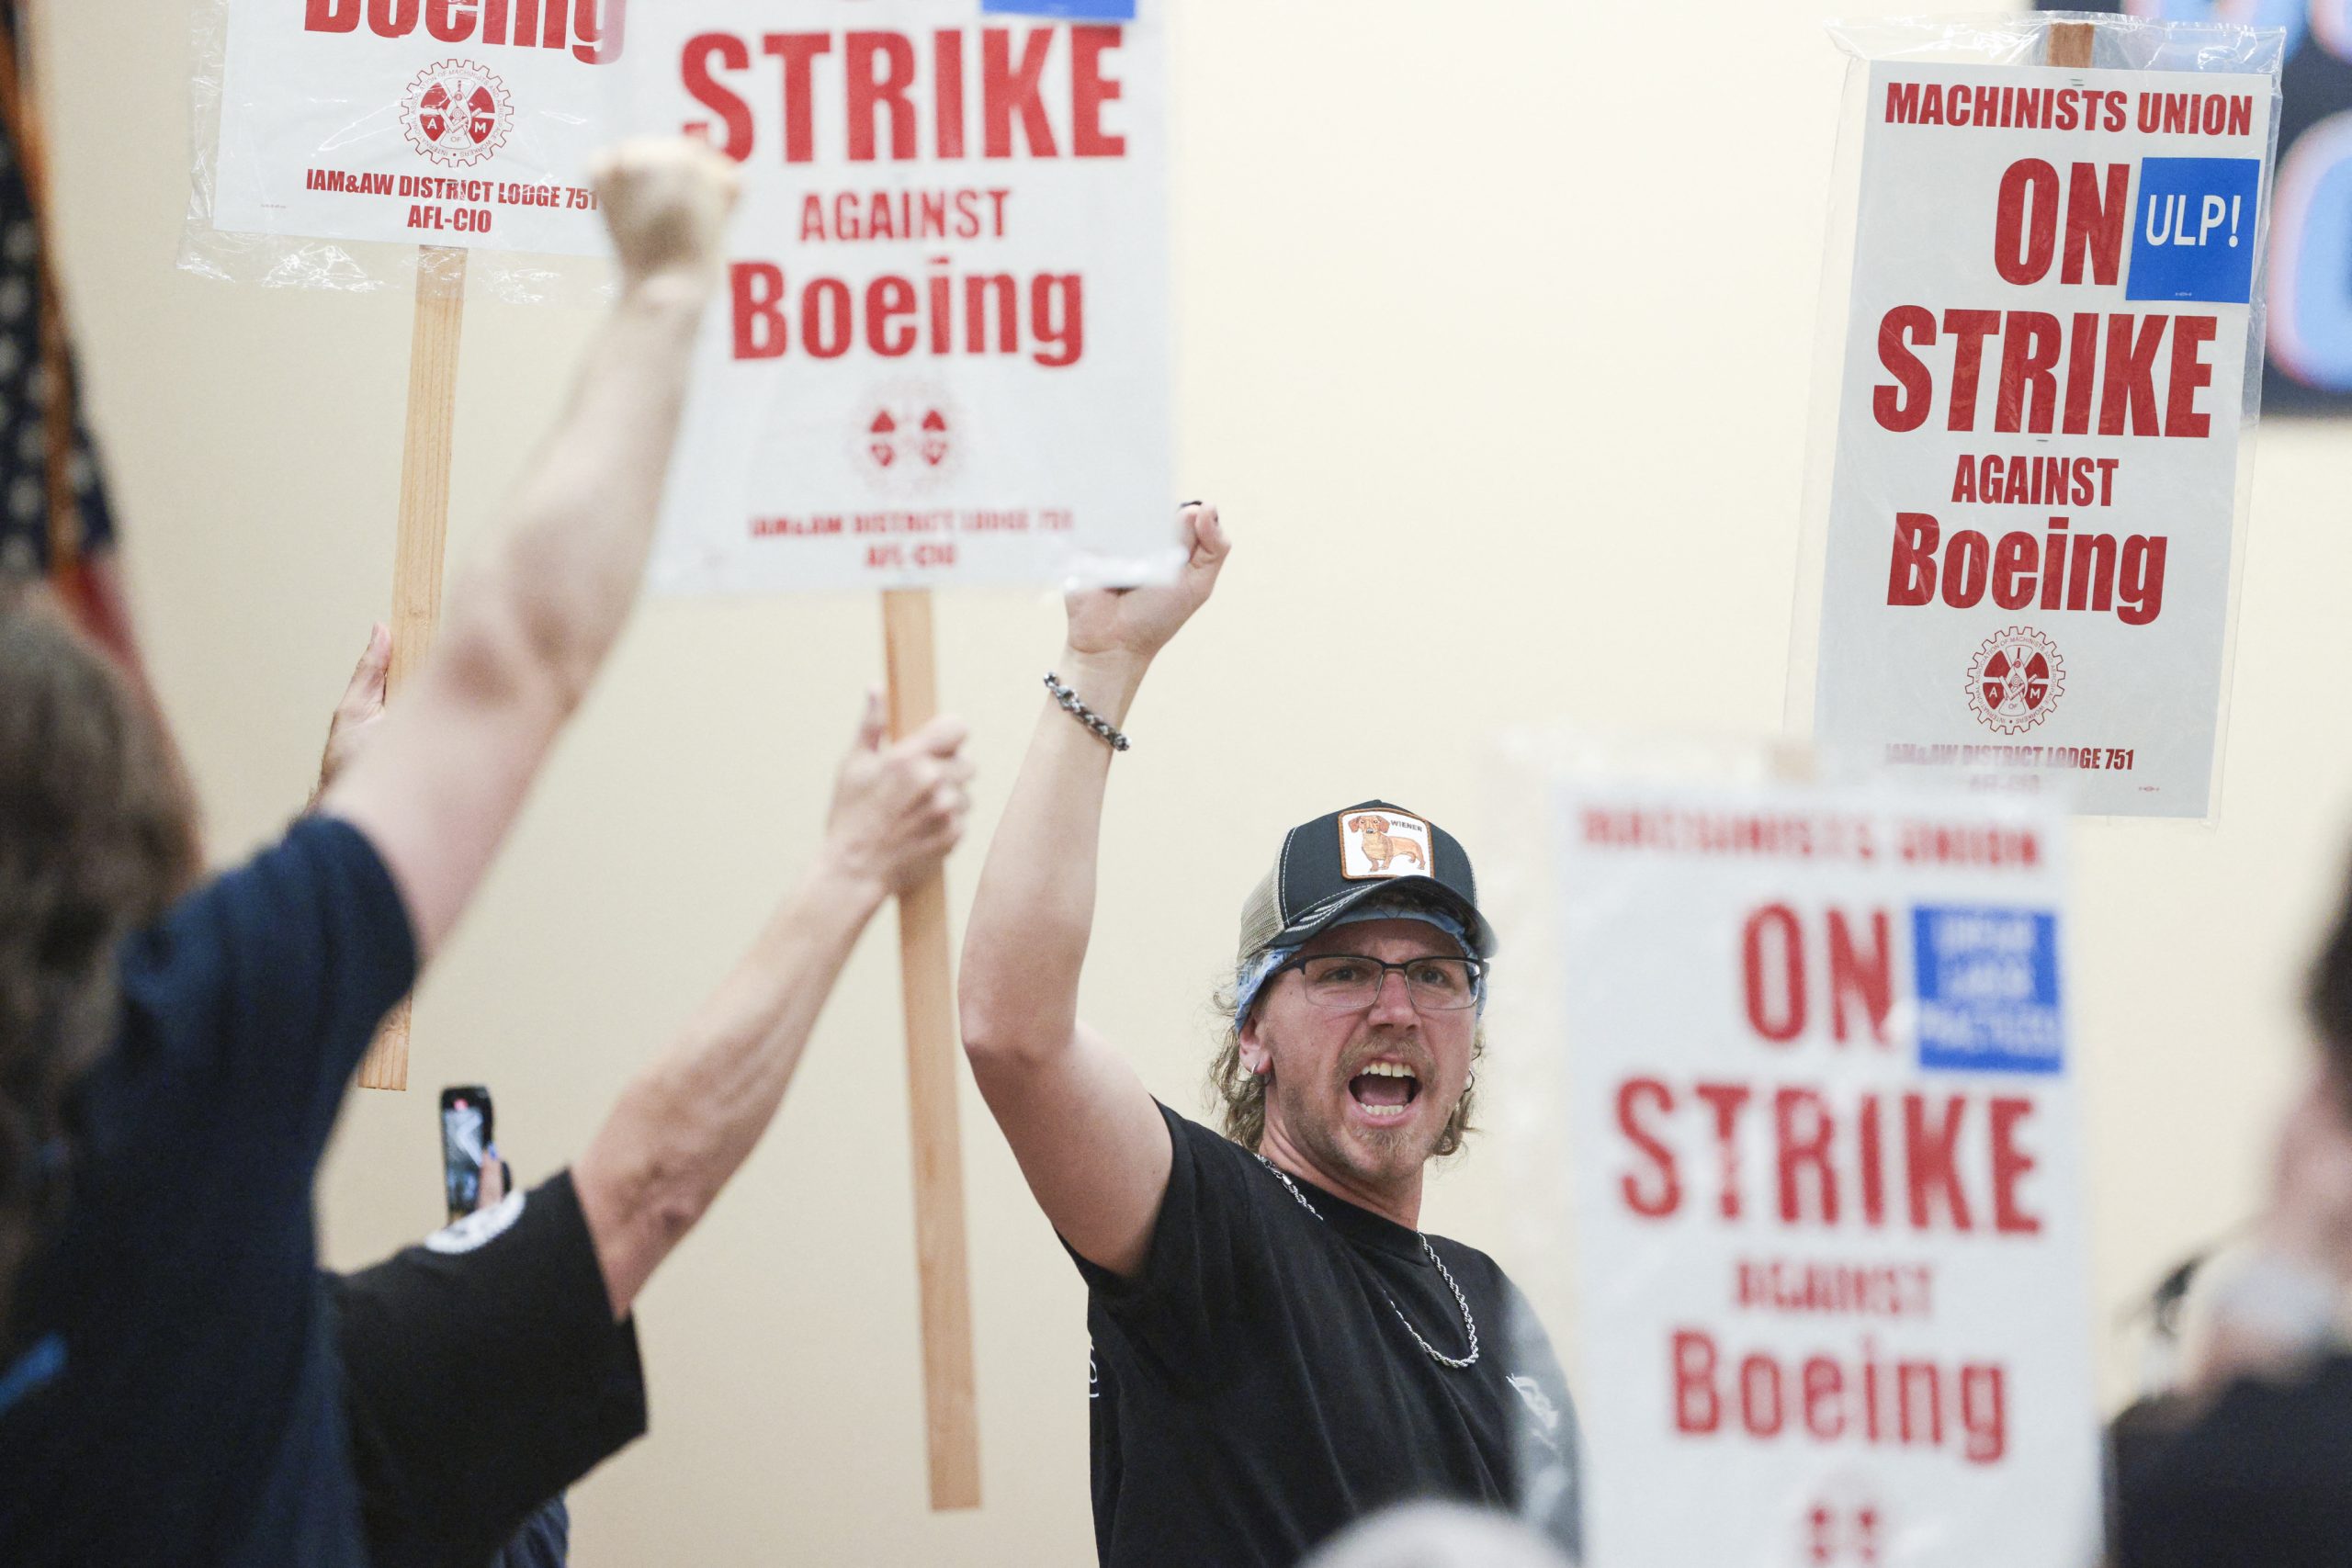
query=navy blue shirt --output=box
[0,817,417,1565]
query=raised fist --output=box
[591,137,739,288]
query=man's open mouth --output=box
[1348,1061,1421,1121]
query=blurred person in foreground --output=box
[307,629,970,1568]
[960,507,1580,1568]
[2111,866,2352,1567]
[1298,1503,1572,1568]
[0,139,740,1565]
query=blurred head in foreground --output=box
[1297,1503,1573,1568]
[0,590,197,1321]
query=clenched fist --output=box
[592,137,740,290]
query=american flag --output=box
[0,1,144,681]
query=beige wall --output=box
[42,1,2351,1561]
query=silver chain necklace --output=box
[1253,1154,1480,1371]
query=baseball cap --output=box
[1236,800,1494,962]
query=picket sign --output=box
[205,2,621,1088]
[1545,754,2098,1566]
[616,0,1179,1507]
[1798,8,2280,820]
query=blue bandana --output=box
[1232,900,1477,1034]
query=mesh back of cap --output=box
[1237,865,1283,962]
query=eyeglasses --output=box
[1272,953,1487,1012]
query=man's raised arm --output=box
[959,504,1228,1278]
[319,139,736,959]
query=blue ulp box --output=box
[1912,906,2064,1075]
[982,0,1136,17]
[2127,157,2263,304]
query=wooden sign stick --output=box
[882,587,982,1510]
[2050,18,2093,71]
[357,243,469,1093]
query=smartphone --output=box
[439,1085,493,1222]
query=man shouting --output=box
[960,506,1579,1567]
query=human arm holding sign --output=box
[317,138,738,960]
[959,504,1229,1278]
[309,642,972,1320]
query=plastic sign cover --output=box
[1556,778,2097,1566]
[212,0,622,255]
[1813,65,2274,817]
[625,1,1176,594]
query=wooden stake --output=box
[2048,18,2094,70]
[882,588,982,1511]
[356,244,469,1093]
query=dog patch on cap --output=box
[1339,809,1435,881]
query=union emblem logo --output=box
[850,383,962,495]
[1964,626,2066,735]
[402,61,514,168]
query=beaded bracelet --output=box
[1044,672,1132,752]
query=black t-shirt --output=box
[333,1168,648,1568]
[2112,1354,2352,1566]
[1074,1106,1582,1568]
[0,817,417,1566]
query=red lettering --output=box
[1618,1078,1681,1219]
[1804,1358,1846,1439]
[1990,1096,2042,1235]
[983,28,1058,158]
[1741,1354,1787,1437]
[1904,1094,1973,1232]
[572,0,621,66]
[684,33,754,162]
[1994,160,2061,286]
[2063,163,2130,286]
[1696,1082,1753,1222]
[2064,311,2098,434]
[2098,314,2166,436]
[1886,513,1938,607]
[866,276,918,356]
[1775,1089,1839,1225]
[368,0,421,36]
[763,33,834,164]
[845,32,919,162]
[934,30,967,160]
[1674,1330,1722,1434]
[426,0,478,44]
[1942,309,2002,433]
[1826,909,1892,1045]
[1743,905,1806,1044]
[803,277,854,358]
[730,262,787,358]
[2166,315,2216,439]
[1991,532,2036,610]
[1995,310,2061,434]
[1940,530,1989,608]
[1858,1095,1886,1225]
[1873,307,1935,433]
[1070,26,1126,157]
